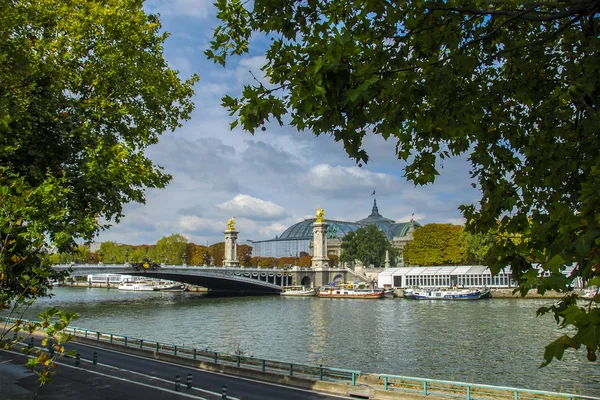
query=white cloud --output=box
[305,164,399,195]
[258,223,289,238]
[178,215,223,234]
[217,195,285,220]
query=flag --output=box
[371,190,375,196]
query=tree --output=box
[209,1,599,364]
[1,0,197,384]
[155,234,188,264]
[403,224,464,266]
[461,230,495,265]
[237,244,253,266]
[340,225,396,267]
[209,242,225,266]
[186,243,209,266]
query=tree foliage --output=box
[403,224,464,266]
[1,0,197,381]
[340,225,397,267]
[209,0,600,364]
[461,229,495,265]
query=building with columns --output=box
[248,200,420,261]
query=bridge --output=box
[53,263,362,296]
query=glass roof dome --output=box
[276,200,419,241]
[278,219,360,239]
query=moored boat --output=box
[153,283,187,292]
[280,286,317,297]
[403,287,491,300]
[318,282,384,299]
[117,282,155,291]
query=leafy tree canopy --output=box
[340,224,397,267]
[1,0,197,373]
[403,224,464,266]
[208,0,600,364]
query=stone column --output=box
[311,214,329,269]
[223,217,239,267]
[385,250,390,268]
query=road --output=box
[1,338,355,400]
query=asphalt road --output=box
[1,339,354,400]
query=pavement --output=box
[0,340,354,400]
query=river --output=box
[10,287,600,396]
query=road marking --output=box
[73,341,353,399]
[2,349,210,399]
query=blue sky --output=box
[96,0,480,246]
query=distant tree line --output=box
[49,234,340,269]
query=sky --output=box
[95,0,481,247]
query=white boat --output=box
[382,288,395,298]
[280,286,317,297]
[153,283,187,292]
[403,287,491,300]
[117,282,155,291]
[318,282,384,299]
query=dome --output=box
[278,219,360,240]
[388,222,418,238]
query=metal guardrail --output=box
[377,374,600,400]
[2,316,597,399]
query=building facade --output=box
[249,200,420,259]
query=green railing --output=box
[3,316,598,399]
[377,374,600,400]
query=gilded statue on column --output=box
[316,208,325,222]
[227,216,235,230]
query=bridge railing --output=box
[3,316,597,399]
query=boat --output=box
[382,288,395,298]
[317,282,384,299]
[117,282,155,291]
[403,287,491,300]
[153,282,187,292]
[280,286,317,297]
[581,286,597,300]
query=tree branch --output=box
[425,2,594,21]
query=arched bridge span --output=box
[54,264,290,296]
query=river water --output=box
[12,287,600,396]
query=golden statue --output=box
[227,216,235,230]
[316,208,325,222]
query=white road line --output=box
[2,349,209,399]
[73,341,353,399]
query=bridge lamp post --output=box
[182,253,187,266]
[125,249,129,264]
[98,251,103,264]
